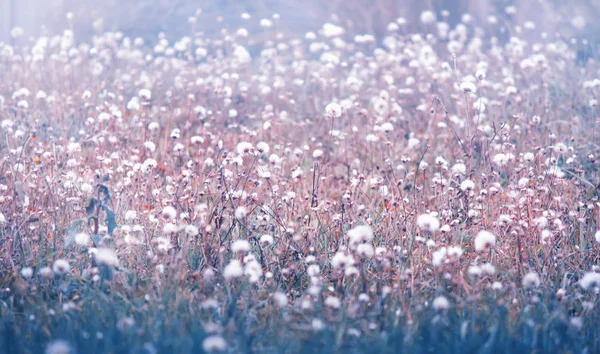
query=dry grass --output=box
[1,4,600,353]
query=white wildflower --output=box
[460,179,475,191]
[460,81,476,93]
[52,259,70,275]
[522,272,541,289]
[223,260,244,280]
[235,206,248,219]
[580,272,600,291]
[452,163,466,175]
[162,206,177,219]
[45,340,72,354]
[474,230,496,252]
[432,296,450,310]
[94,248,119,266]
[417,214,440,232]
[420,11,437,24]
[231,240,251,254]
[272,292,288,308]
[202,335,227,352]
[74,232,90,246]
[347,225,373,245]
[139,88,151,100]
[124,210,137,221]
[21,267,34,279]
[325,102,342,118]
[324,296,341,309]
[355,243,374,258]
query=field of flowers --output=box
[1,4,600,353]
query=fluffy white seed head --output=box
[417,214,440,232]
[580,272,600,291]
[45,340,73,354]
[474,230,496,252]
[420,10,437,24]
[325,102,342,118]
[460,179,475,191]
[347,225,374,245]
[74,232,90,246]
[21,267,34,279]
[223,259,244,280]
[522,272,541,289]
[202,335,227,352]
[139,88,151,100]
[94,248,119,267]
[432,296,450,310]
[162,206,177,219]
[324,296,341,308]
[52,259,70,275]
[235,206,248,219]
[272,292,288,308]
[459,81,476,93]
[231,239,251,254]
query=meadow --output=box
[1,5,600,353]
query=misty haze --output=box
[1,1,600,353]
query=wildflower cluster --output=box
[1,5,600,353]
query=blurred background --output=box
[1,0,599,43]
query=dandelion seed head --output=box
[184,225,199,236]
[307,264,320,277]
[356,243,374,258]
[580,272,600,291]
[202,335,227,352]
[231,239,251,254]
[234,206,248,219]
[331,252,354,269]
[417,214,440,232]
[52,259,70,276]
[325,102,342,118]
[474,230,496,252]
[124,210,137,221]
[459,81,476,93]
[312,318,324,331]
[432,247,447,267]
[162,206,177,219]
[432,296,450,310]
[74,232,90,246]
[45,340,72,354]
[223,260,244,280]
[347,225,373,244]
[522,272,541,289]
[21,267,34,279]
[39,266,54,279]
[272,292,288,307]
[460,179,475,191]
[94,248,119,266]
[324,296,341,308]
[420,11,437,24]
[139,88,151,100]
[452,163,466,175]
[322,23,345,38]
